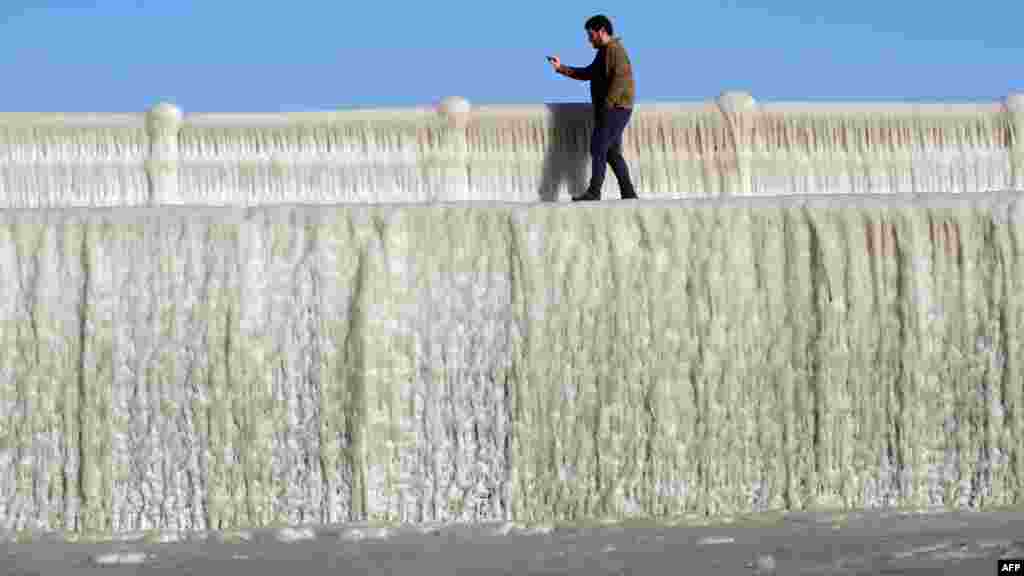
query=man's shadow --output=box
[537,103,593,202]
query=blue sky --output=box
[1,1,1021,112]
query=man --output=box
[548,14,638,201]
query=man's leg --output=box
[606,108,637,199]
[576,113,613,201]
[576,108,634,201]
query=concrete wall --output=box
[1,192,1023,537]
[1,93,1022,207]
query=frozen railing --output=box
[0,92,1021,207]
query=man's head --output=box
[585,14,614,48]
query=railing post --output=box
[436,96,471,201]
[717,91,758,196]
[145,102,183,205]
[1007,92,1024,190]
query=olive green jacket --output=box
[562,37,635,109]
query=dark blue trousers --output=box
[586,106,637,199]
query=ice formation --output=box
[0,94,1022,538]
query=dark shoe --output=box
[573,190,601,202]
[620,191,638,200]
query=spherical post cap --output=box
[147,102,183,122]
[438,96,471,116]
[717,91,757,114]
[146,102,183,134]
[438,96,471,127]
[1006,93,1024,113]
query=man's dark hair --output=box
[584,14,613,36]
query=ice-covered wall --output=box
[1,192,1023,537]
[2,93,1021,207]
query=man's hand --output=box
[547,56,562,72]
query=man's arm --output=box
[558,61,594,81]
[550,53,596,81]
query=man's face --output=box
[587,28,604,48]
